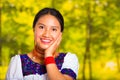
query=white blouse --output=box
[6,52,79,80]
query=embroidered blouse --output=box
[6,52,79,80]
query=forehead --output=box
[36,14,61,26]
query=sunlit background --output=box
[0,0,120,80]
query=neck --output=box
[32,49,44,59]
[35,45,45,55]
[31,45,59,62]
[30,46,44,64]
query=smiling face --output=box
[34,14,61,51]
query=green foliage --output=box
[0,66,7,80]
[1,0,120,80]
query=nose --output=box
[42,29,50,37]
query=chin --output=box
[37,42,52,50]
[40,45,50,49]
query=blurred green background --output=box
[0,0,120,80]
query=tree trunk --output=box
[82,1,92,80]
[87,5,92,80]
[116,52,120,72]
[82,52,87,80]
[0,6,2,65]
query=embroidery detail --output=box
[61,68,76,80]
[20,53,66,76]
[20,54,46,76]
[55,53,66,69]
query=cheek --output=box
[52,33,60,40]
[34,31,41,40]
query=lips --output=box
[40,38,52,44]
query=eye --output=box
[52,28,57,31]
[39,26,44,29]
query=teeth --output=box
[42,39,51,43]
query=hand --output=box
[44,33,62,57]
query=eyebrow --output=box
[37,23,45,26]
[37,22,60,29]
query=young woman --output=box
[6,7,79,80]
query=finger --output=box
[56,33,62,46]
[54,33,62,46]
[50,33,62,48]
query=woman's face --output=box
[34,14,61,50]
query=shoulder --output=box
[61,52,79,79]
[59,52,78,58]
[8,54,22,68]
[10,54,27,62]
[11,54,20,58]
[64,52,79,70]
[10,55,21,63]
[65,52,78,61]
[58,52,78,62]
[6,54,23,79]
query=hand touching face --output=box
[34,14,62,54]
[44,32,62,57]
